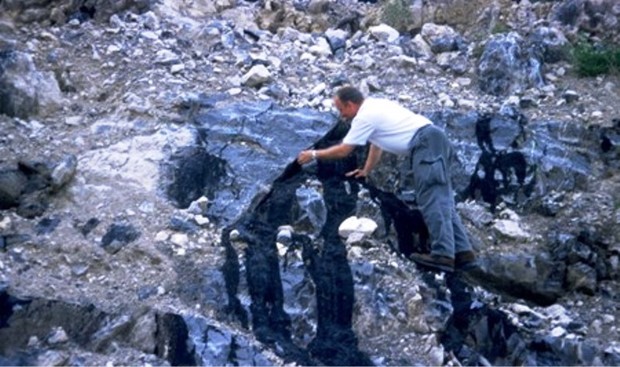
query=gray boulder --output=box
[0,50,63,118]
[0,169,27,209]
[477,32,544,96]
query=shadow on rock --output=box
[220,120,373,365]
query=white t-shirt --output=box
[342,98,432,155]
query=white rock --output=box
[360,54,375,70]
[369,24,400,43]
[458,99,476,109]
[249,51,269,64]
[155,49,179,64]
[455,77,472,86]
[347,245,364,260]
[499,208,520,221]
[300,52,316,62]
[421,23,458,44]
[605,345,620,354]
[511,303,545,319]
[229,229,240,241]
[194,215,210,226]
[170,233,189,246]
[79,125,195,193]
[267,56,282,70]
[544,304,572,324]
[321,98,333,109]
[276,242,288,257]
[48,327,69,344]
[309,37,332,56]
[106,44,121,54]
[438,93,454,108]
[37,351,68,366]
[429,345,444,366]
[562,90,579,103]
[338,216,378,238]
[140,11,160,30]
[138,201,154,213]
[0,216,11,231]
[27,336,40,347]
[550,326,566,337]
[411,34,433,59]
[603,314,615,324]
[325,28,348,42]
[503,95,521,107]
[541,84,556,93]
[364,76,382,91]
[65,116,82,126]
[109,14,123,28]
[390,55,417,68]
[310,82,327,97]
[493,219,529,239]
[604,81,615,92]
[345,231,366,245]
[170,63,185,74]
[277,227,293,245]
[141,31,159,40]
[545,73,558,82]
[435,52,458,68]
[241,65,271,87]
[155,231,170,242]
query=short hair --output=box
[335,85,364,104]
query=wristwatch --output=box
[311,150,317,160]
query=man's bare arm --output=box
[346,143,382,178]
[297,143,356,165]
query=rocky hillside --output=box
[1,0,619,365]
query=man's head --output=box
[334,86,364,120]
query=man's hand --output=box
[345,168,367,178]
[297,150,315,165]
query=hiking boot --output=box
[455,251,477,269]
[409,253,454,273]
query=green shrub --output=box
[381,0,412,33]
[490,21,510,35]
[471,42,486,60]
[571,39,620,77]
